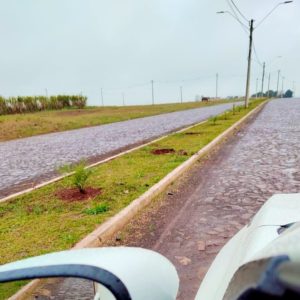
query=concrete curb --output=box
[8,101,267,300]
[0,121,207,204]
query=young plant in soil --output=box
[232,104,236,115]
[73,163,92,194]
[223,112,229,120]
[59,161,92,194]
[209,116,218,125]
[57,162,100,201]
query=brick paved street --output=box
[0,102,238,198]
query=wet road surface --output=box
[0,102,238,198]
[29,99,300,299]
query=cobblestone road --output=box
[26,99,300,299]
[0,102,238,198]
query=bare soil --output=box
[184,132,202,135]
[178,150,188,156]
[55,187,102,202]
[151,148,176,155]
[56,109,98,116]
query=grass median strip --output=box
[0,99,239,141]
[0,99,264,299]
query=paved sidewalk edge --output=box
[8,101,267,300]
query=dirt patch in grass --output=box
[56,109,98,116]
[178,150,188,156]
[151,148,176,155]
[185,132,203,135]
[55,187,102,201]
[151,148,188,156]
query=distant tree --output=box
[251,92,264,98]
[284,89,293,98]
[251,90,280,98]
[265,90,277,98]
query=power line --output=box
[230,0,249,23]
[225,1,249,33]
[252,40,263,67]
[157,74,215,85]
[226,0,242,22]
[255,3,282,29]
[103,81,150,91]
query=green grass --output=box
[84,203,110,215]
[0,100,240,141]
[0,99,264,299]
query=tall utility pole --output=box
[180,86,183,103]
[151,80,154,105]
[256,78,258,98]
[217,1,293,107]
[261,62,266,95]
[101,88,104,106]
[245,19,254,108]
[122,93,125,106]
[216,73,219,99]
[281,76,285,98]
[293,81,296,96]
[277,70,281,97]
[267,73,271,97]
[45,88,48,98]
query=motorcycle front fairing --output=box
[0,247,179,300]
[195,193,300,300]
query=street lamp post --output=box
[151,80,154,105]
[216,73,219,99]
[122,93,125,106]
[180,86,183,103]
[217,1,293,108]
[277,70,281,97]
[267,73,271,97]
[293,81,296,97]
[266,56,282,97]
[261,62,266,96]
[281,76,285,98]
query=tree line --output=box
[252,89,294,98]
[0,95,87,115]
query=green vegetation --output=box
[0,95,87,115]
[60,162,92,194]
[73,164,92,194]
[0,99,264,299]
[252,89,294,98]
[0,99,239,141]
[84,203,110,215]
[209,115,218,125]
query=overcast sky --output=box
[0,0,299,106]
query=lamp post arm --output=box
[217,11,249,32]
[256,2,293,29]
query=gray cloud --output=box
[0,0,298,105]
